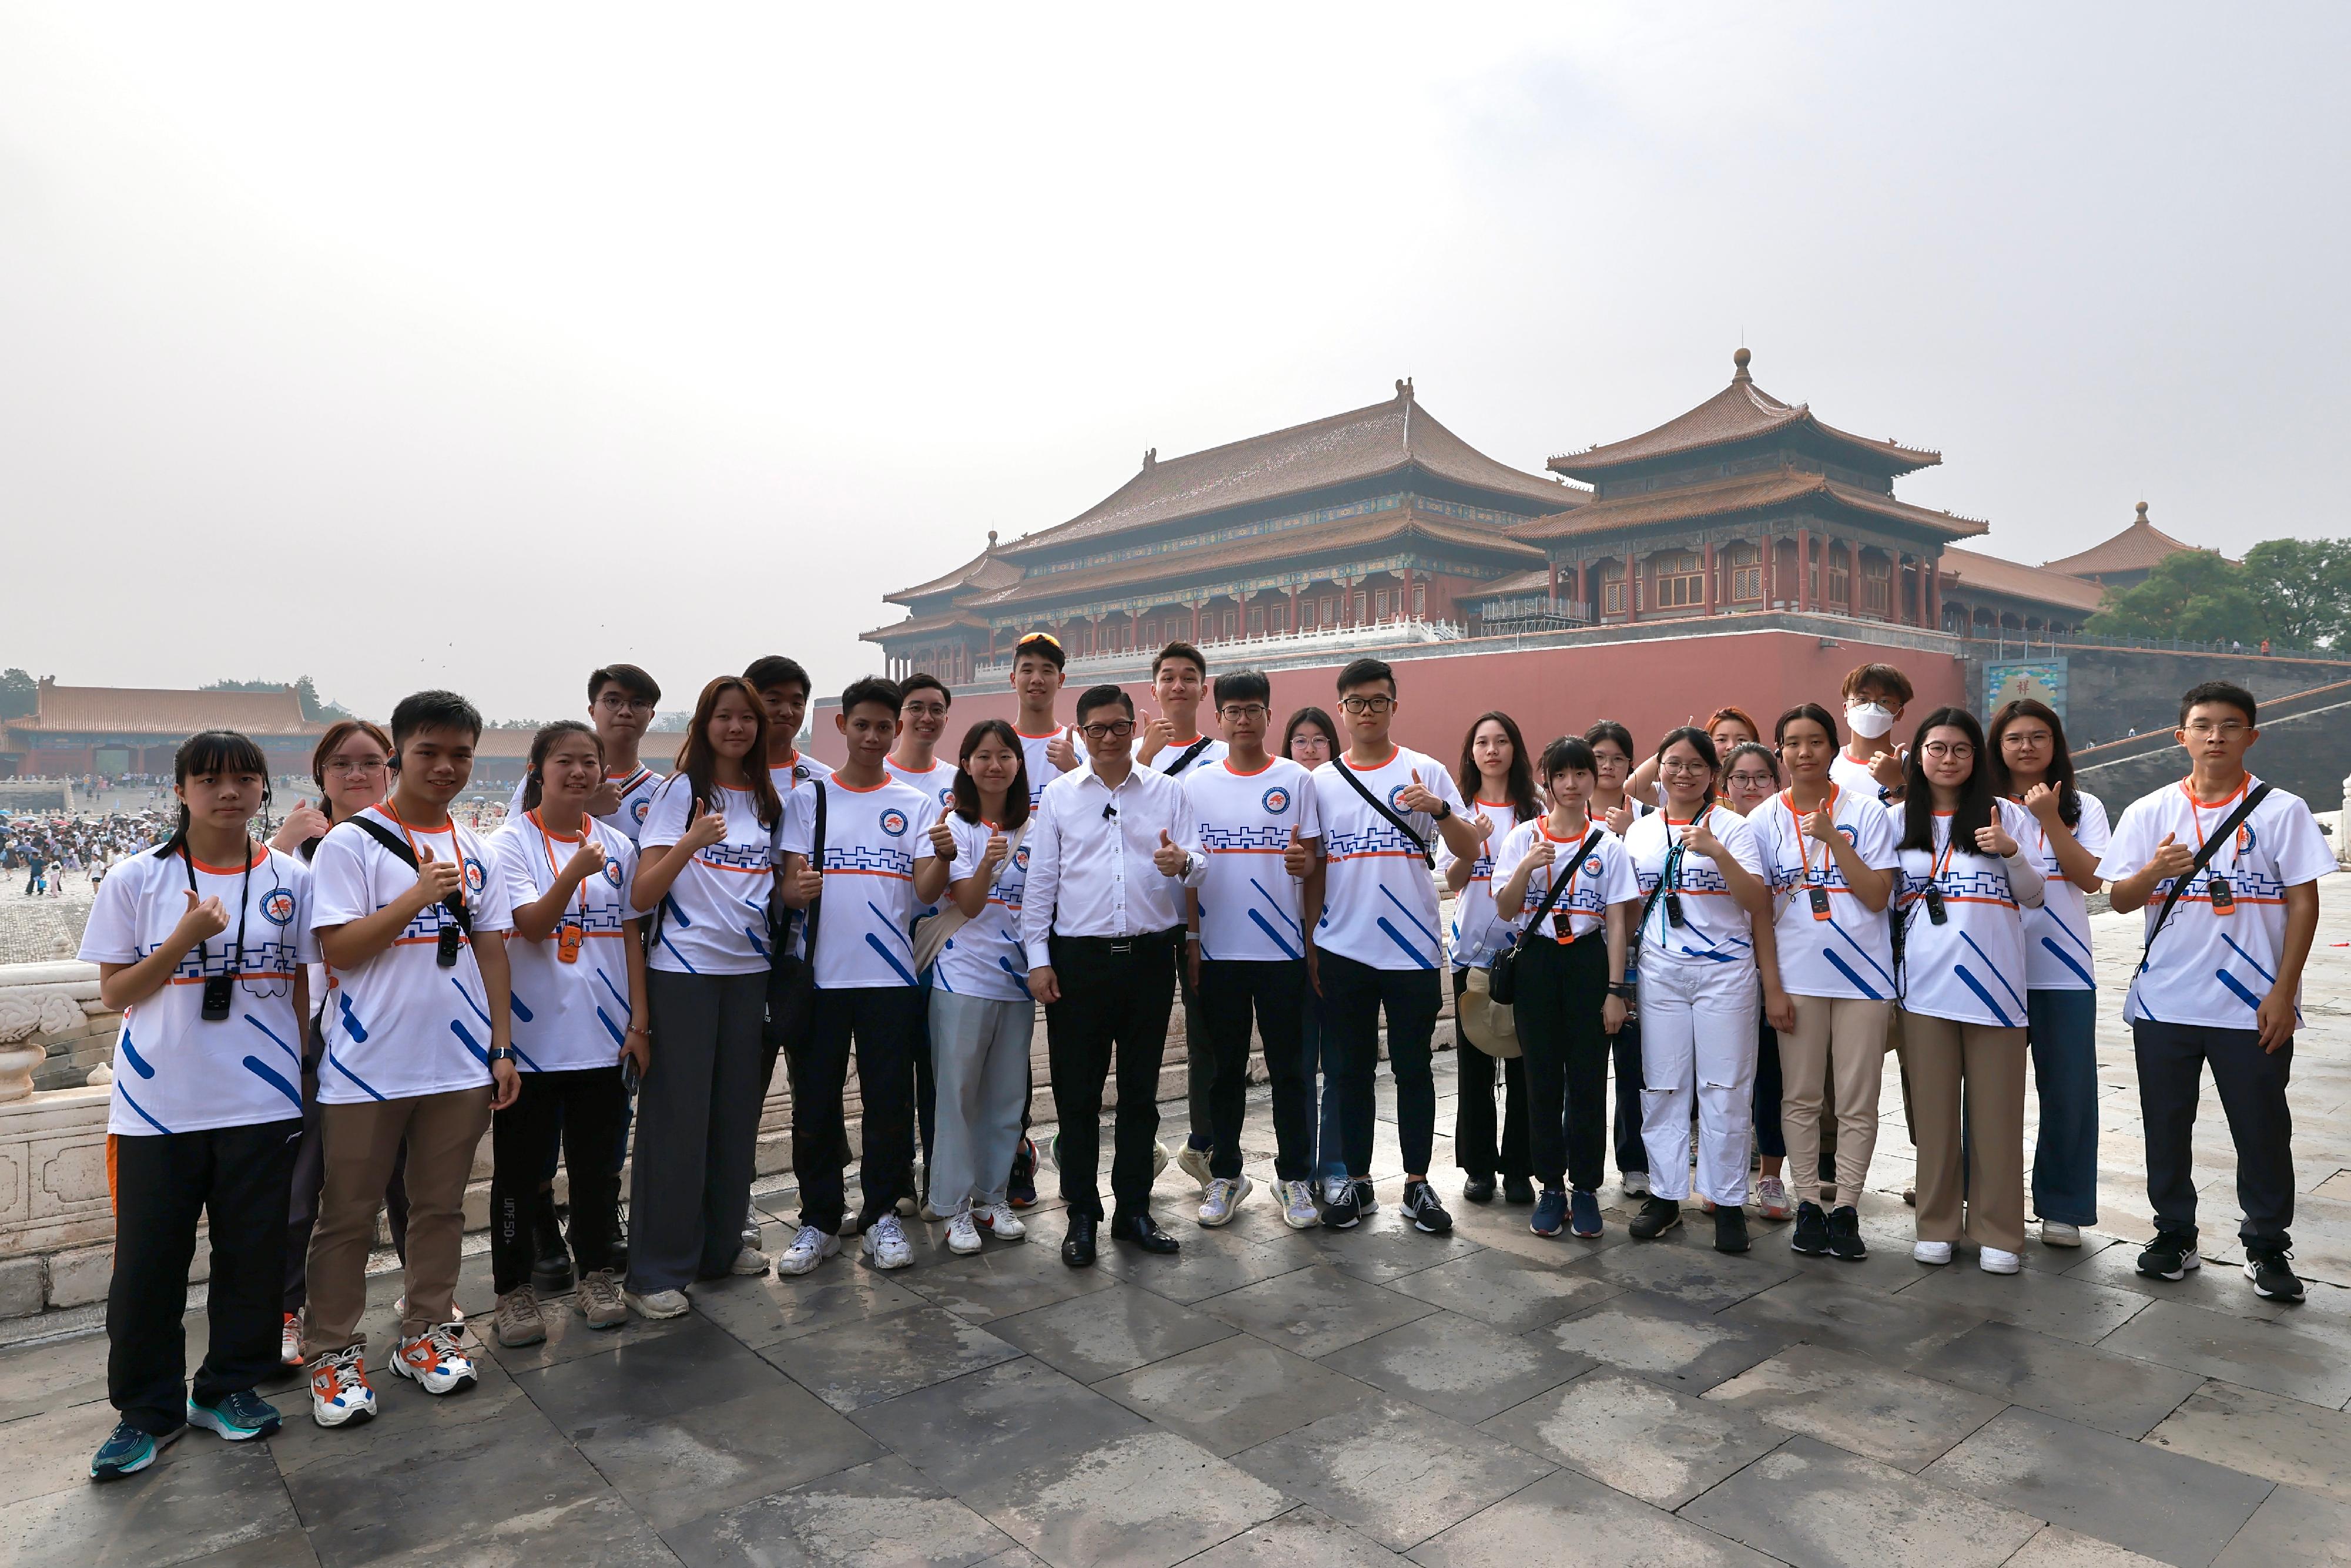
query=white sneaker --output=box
[1322,1175,1352,1207]
[1151,1140,1171,1179]
[947,1202,983,1256]
[1756,1177,1794,1221]
[730,1245,772,1276]
[307,1346,376,1429]
[280,1313,303,1369]
[1198,1175,1251,1227]
[1622,1171,1650,1196]
[624,1288,691,1319]
[1178,1144,1215,1188]
[2040,1221,2082,1247]
[862,1213,913,1269]
[1980,1247,2022,1275]
[976,1200,1026,1239]
[1913,1241,1954,1266]
[389,1326,477,1396]
[1280,1180,1319,1230]
[778,1225,840,1276]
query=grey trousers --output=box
[628,970,767,1294]
[928,990,1034,1209]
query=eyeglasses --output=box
[1922,742,1974,760]
[1079,721,1136,741]
[594,695,657,713]
[1217,704,1268,721]
[1660,760,1713,776]
[2185,721,2249,738]
[324,759,387,776]
[1726,771,1777,788]
[1337,696,1395,715]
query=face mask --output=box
[1846,702,1895,739]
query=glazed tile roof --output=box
[14,682,316,736]
[1506,468,1987,544]
[883,547,1024,607]
[1937,547,2108,612]
[859,609,990,644]
[960,506,1545,611]
[1548,350,1940,481]
[993,383,1578,562]
[2041,503,2210,577]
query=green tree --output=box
[2240,537,2351,649]
[293,676,351,722]
[0,668,35,721]
[2084,550,2262,644]
[200,677,289,692]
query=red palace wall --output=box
[811,625,1968,768]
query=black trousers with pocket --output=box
[1452,967,1531,1181]
[1512,933,1613,1192]
[1198,956,1314,1181]
[2135,1020,2295,1249]
[1046,929,1180,1220]
[794,985,922,1235]
[491,1067,628,1295]
[110,1119,300,1435]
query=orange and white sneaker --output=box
[307,1346,377,1428]
[280,1313,304,1368]
[390,1325,478,1396]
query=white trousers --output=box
[1637,956,1761,1205]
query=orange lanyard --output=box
[379,802,464,916]
[1538,817,1590,908]
[530,809,592,926]
[1783,785,1838,884]
[2181,777,2249,869]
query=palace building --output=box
[0,679,324,778]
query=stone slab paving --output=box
[12,895,2351,1566]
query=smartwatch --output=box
[1432,800,1452,821]
[487,1046,518,1064]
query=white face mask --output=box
[1845,702,1895,739]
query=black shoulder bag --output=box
[1329,758,1434,869]
[764,779,826,1046]
[2134,783,2270,983]
[1488,829,1601,1006]
[1163,736,1215,777]
[346,816,471,967]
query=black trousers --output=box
[285,1031,406,1312]
[795,986,920,1235]
[1512,934,1612,1191]
[110,1119,300,1435]
[2135,1020,2295,1249]
[1198,956,1313,1181]
[1318,950,1441,1177]
[492,1067,628,1295]
[1452,968,1531,1181]
[1046,930,1180,1220]
[1754,1017,1786,1160]
[1612,1009,1648,1176]
[629,970,767,1293]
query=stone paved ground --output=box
[11,896,2351,1567]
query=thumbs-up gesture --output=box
[561,836,608,885]
[1870,746,1908,794]
[1803,801,1837,844]
[1605,801,1636,836]
[789,862,825,903]
[1284,824,1313,879]
[1153,829,1190,876]
[1975,819,2021,857]
[927,816,959,860]
[1395,769,1442,816]
[273,797,328,852]
[979,827,1009,875]
[1137,708,1175,763]
[2021,781,2064,828]
[587,776,625,818]
[1527,833,1558,869]
[1682,812,1726,859]
[2146,830,2196,881]
[173,889,231,944]
[1047,726,1079,772]
[411,841,464,905]
[681,798,728,852]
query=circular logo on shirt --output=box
[463,857,487,895]
[1013,845,1030,871]
[938,786,955,809]
[2240,822,2259,853]
[879,809,909,837]
[260,888,296,926]
[632,799,651,824]
[604,861,625,888]
[1387,783,1412,812]
[1837,825,1860,847]
[1262,786,1291,816]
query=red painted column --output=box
[1401,565,1415,622]
[1928,558,1942,631]
[1288,584,1299,634]
[1796,530,1811,614]
[1702,541,1716,616]
[1190,602,1201,643]
[1546,561,1559,608]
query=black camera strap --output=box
[2137,782,2270,980]
[347,816,473,937]
[1329,756,1433,868]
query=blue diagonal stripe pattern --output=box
[1955,965,2017,1026]
[240,1054,303,1110]
[243,1013,300,1062]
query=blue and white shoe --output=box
[90,1420,182,1482]
[1530,1187,1569,1238]
[1570,1188,1603,1239]
[187,1390,283,1442]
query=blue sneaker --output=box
[1570,1188,1603,1238]
[1530,1188,1568,1238]
[90,1420,182,1482]
[187,1390,283,1442]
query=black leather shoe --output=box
[1462,1175,1496,1204]
[1061,1213,1098,1268]
[1108,1212,1181,1254]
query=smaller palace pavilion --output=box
[866,352,2189,684]
[0,679,324,778]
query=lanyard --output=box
[379,802,465,918]
[182,842,256,980]
[531,809,592,926]
[1783,785,1840,885]
[1928,817,1958,891]
[1539,816,1591,934]
[2181,777,2249,872]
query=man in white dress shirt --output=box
[1023,684,1208,1266]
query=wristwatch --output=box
[486,1046,518,1064]
[1432,800,1452,821]
[1607,982,1635,1000]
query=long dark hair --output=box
[1900,705,1996,855]
[1282,705,1337,757]
[521,720,601,813]
[950,719,1030,831]
[1987,698,2082,829]
[1457,711,1538,822]
[160,729,269,860]
[673,675,781,829]
[1652,726,1720,814]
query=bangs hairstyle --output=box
[897,672,951,709]
[389,689,483,753]
[1458,711,1538,822]
[1721,741,1781,788]
[1212,669,1270,708]
[162,729,270,859]
[1153,641,1208,681]
[1987,698,2081,829]
[310,719,392,795]
[1074,684,1133,724]
[1335,656,1395,696]
[1282,706,1337,756]
[1773,702,1841,748]
[1652,725,1722,811]
[589,663,660,706]
[840,675,903,717]
[1583,719,1636,762]
[521,719,602,813]
[674,675,782,829]
[1538,735,1599,783]
[2179,679,2257,727]
[1704,706,1762,743]
[742,655,811,697]
[951,718,1030,832]
[1900,705,1995,855]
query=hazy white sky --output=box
[4,5,2346,721]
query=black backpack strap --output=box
[1164,736,1215,777]
[802,778,828,961]
[346,815,470,934]
[1330,758,1433,868]
[2136,782,2270,979]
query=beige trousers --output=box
[1780,996,1891,1208]
[302,1088,491,1356]
[1901,1011,2028,1252]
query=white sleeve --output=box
[289,859,321,964]
[467,829,515,933]
[1295,766,1323,843]
[1853,796,1901,869]
[1600,837,1641,904]
[488,827,539,922]
[946,816,982,883]
[76,859,142,963]
[909,797,942,863]
[777,785,813,859]
[310,827,377,927]
[1428,758,1469,819]
[2095,799,2151,882]
[1721,812,1766,878]
[1020,789,1064,967]
[1489,823,1531,886]
[613,837,644,918]
[2270,796,2339,886]
[638,778,689,851]
[2072,792,2112,862]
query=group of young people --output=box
[81,636,2332,1489]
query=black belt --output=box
[1052,927,1183,956]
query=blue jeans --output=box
[2028,988,2099,1226]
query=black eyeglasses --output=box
[1079,721,1136,741]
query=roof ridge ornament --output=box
[1142,448,1156,470]
[1395,377,1414,400]
[1732,346,1751,383]
[987,529,998,550]
[2135,500,2150,525]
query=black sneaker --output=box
[1008,1137,1039,1209]
[1713,1205,1750,1254]
[1502,1175,1536,1205]
[1629,1198,1682,1241]
[1462,1175,1496,1204]
[2245,1246,2305,1302]
[2136,1232,2201,1281]
[1402,1181,1454,1235]
[1320,1177,1361,1231]
[1789,1201,1831,1256]
[1827,1205,1868,1261]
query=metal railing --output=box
[972,616,1468,679]
[1961,626,2351,662]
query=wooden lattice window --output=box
[1600,564,1627,615]
[1826,548,1851,606]
[1412,584,1426,616]
[1863,555,1891,615]
[1654,551,1704,609]
[1729,545,1762,601]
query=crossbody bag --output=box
[1329,758,1434,869]
[910,820,1029,974]
[2135,782,2270,984]
[1487,829,1602,1006]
